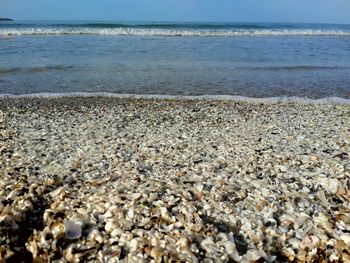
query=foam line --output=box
[1,28,350,37]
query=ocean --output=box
[0,21,350,99]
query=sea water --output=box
[0,21,350,98]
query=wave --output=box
[0,65,75,75]
[49,23,272,29]
[1,28,350,37]
[1,65,346,76]
[1,92,349,105]
[247,65,349,71]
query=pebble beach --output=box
[0,96,350,262]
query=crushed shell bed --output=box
[0,97,350,262]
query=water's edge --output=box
[1,92,349,105]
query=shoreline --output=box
[1,92,350,105]
[1,97,349,262]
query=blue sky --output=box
[1,0,350,24]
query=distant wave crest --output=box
[1,28,350,37]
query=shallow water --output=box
[0,21,350,98]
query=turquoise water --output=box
[0,21,350,98]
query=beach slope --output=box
[0,97,349,262]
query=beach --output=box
[0,96,349,262]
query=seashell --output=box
[129,238,139,252]
[277,165,288,173]
[63,244,81,263]
[110,228,123,237]
[44,178,56,186]
[344,163,350,171]
[310,155,318,161]
[336,214,350,224]
[33,185,46,196]
[50,221,65,239]
[87,229,104,243]
[341,253,350,263]
[282,247,295,261]
[131,193,142,200]
[177,170,186,177]
[150,246,163,258]
[288,238,301,250]
[72,160,82,169]
[103,209,114,219]
[316,189,329,208]
[127,208,134,219]
[301,235,320,249]
[105,220,115,232]
[6,190,18,200]
[246,249,266,262]
[319,178,339,194]
[337,186,346,195]
[148,192,158,201]
[314,212,333,234]
[177,237,190,251]
[64,220,82,239]
[203,203,211,211]
[159,223,174,232]
[12,208,26,222]
[297,136,305,141]
[340,233,350,246]
[279,214,295,227]
[329,253,340,262]
[121,219,133,230]
[160,207,171,221]
[49,187,67,200]
[77,207,88,217]
[223,240,237,255]
[0,245,14,261]
[17,198,33,211]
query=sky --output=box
[1,0,350,24]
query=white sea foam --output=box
[1,92,349,105]
[1,28,350,37]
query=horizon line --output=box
[1,19,350,26]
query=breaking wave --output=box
[1,28,350,37]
